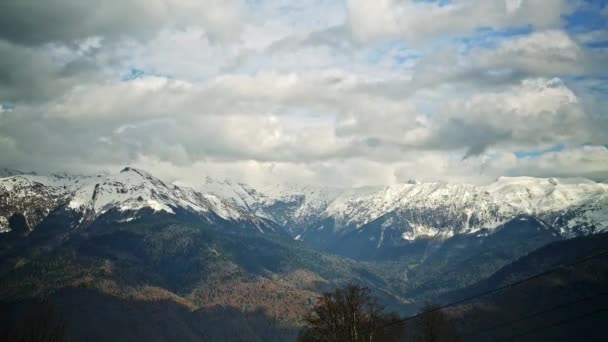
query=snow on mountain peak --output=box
[65,169,246,221]
[0,169,252,233]
[197,176,344,233]
[120,166,156,179]
[322,177,608,238]
[2,169,607,241]
[196,174,608,239]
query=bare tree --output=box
[299,284,404,342]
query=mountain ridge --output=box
[0,167,279,235]
[197,173,608,250]
[1,167,607,339]
[2,168,607,244]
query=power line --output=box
[496,307,608,342]
[461,291,608,338]
[365,248,608,334]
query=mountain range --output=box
[1,167,607,340]
[2,167,607,256]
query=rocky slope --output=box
[199,177,342,235]
[338,177,607,235]
[199,176,608,250]
[0,167,278,235]
[2,168,607,252]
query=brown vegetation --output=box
[191,275,319,324]
[298,284,404,342]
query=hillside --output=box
[444,233,608,341]
[0,168,607,340]
[0,211,413,337]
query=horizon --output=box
[1,164,605,189]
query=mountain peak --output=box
[120,166,144,174]
[119,167,156,180]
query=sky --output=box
[0,0,607,187]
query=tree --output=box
[298,284,404,342]
[409,303,459,342]
[0,301,66,342]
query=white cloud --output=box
[395,145,608,184]
[506,145,608,180]
[473,30,584,75]
[0,0,606,185]
[346,0,570,42]
[430,78,589,155]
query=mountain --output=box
[197,174,608,300]
[3,169,606,243]
[199,175,608,256]
[0,203,409,341]
[1,170,607,287]
[443,232,608,341]
[398,215,561,297]
[199,177,342,235]
[0,167,280,235]
[2,169,607,299]
[0,168,410,332]
[1,167,607,340]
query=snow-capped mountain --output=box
[318,176,608,239]
[199,177,342,234]
[2,168,607,252]
[198,176,608,246]
[0,172,86,232]
[0,167,276,234]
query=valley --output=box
[0,168,607,340]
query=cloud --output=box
[434,78,589,154]
[472,30,583,75]
[392,145,608,185]
[505,145,608,180]
[0,1,245,101]
[0,0,244,46]
[0,40,102,102]
[471,29,608,77]
[0,0,606,186]
[345,0,571,42]
[333,77,593,159]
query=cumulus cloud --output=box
[0,0,244,45]
[433,78,590,155]
[346,0,571,42]
[471,29,608,78]
[0,0,606,186]
[472,30,583,75]
[393,146,608,185]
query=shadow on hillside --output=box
[0,288,298,342]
